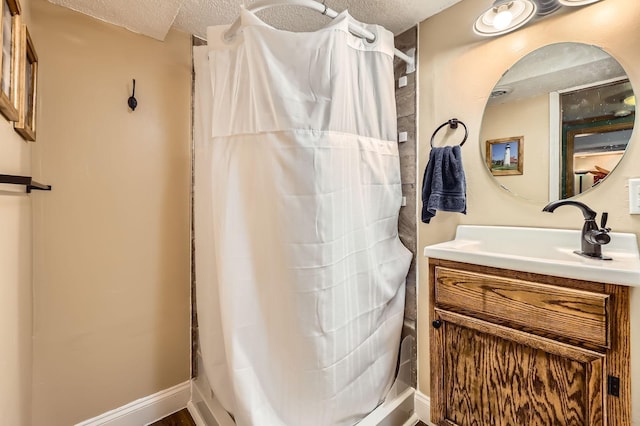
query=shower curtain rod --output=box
[223,0,415,66]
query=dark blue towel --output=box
[421,145,466,223]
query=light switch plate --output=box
[398,76,408,88]
[398,131,408,143]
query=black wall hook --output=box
[128,79,138,111]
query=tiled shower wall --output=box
[394,26,418,388]
[192,36,206,379]
[191,28,419,386]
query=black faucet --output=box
[542,200,612,260]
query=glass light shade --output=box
[557,0,601,5]
[493,8,514,30]
[473,0,538,37]
[624,95,636,106]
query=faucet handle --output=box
[601,212,610,231]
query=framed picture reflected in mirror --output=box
[486,136,524,176]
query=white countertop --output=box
[423,225,640,286]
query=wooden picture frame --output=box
[486,136,524,176]
[14,23,36,141]
[0,0,21,121]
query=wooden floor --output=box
[150,408,196,426]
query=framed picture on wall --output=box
[0,0,21,121]
[14,23,36,141]
[486,136,524,176]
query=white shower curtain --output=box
[194,9,412,426]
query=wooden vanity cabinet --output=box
[428,259,630,426]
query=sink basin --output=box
[423,225,640,286]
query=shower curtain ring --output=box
[321,0,328,15]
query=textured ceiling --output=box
[47,0,464,41]
[487,43,633,123]
[48,0,186,40]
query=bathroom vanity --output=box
[424,226,640,426]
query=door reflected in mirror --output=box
[563,80,634,198]
[480,42,636,202]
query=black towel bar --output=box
[430,118,468,148]
[0,174,52,193]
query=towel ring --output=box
[430,118,468,148]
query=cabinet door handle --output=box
[432,320,442,329]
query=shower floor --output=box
[188,335,419,426]
[152,409,427,426]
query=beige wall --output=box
[481,94,549,201]
[29,1,192,424]
[418,0,640,419]
[0,0,34,423]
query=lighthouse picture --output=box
[486,136,523,176]
[504,144,511,167]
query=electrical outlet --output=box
[608,375,620,397]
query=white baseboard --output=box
[187,401,208,426]
[414,391,430,425]
[75,381,191,426]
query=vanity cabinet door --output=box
[430,308,605,426]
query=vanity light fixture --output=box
[614,110,632,118]
[474,0,603,37]
[473,0,537,37]
[534,0,562,15]
[624,95,636,107]
[557,0,601,6]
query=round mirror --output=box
[480,42,636,202]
